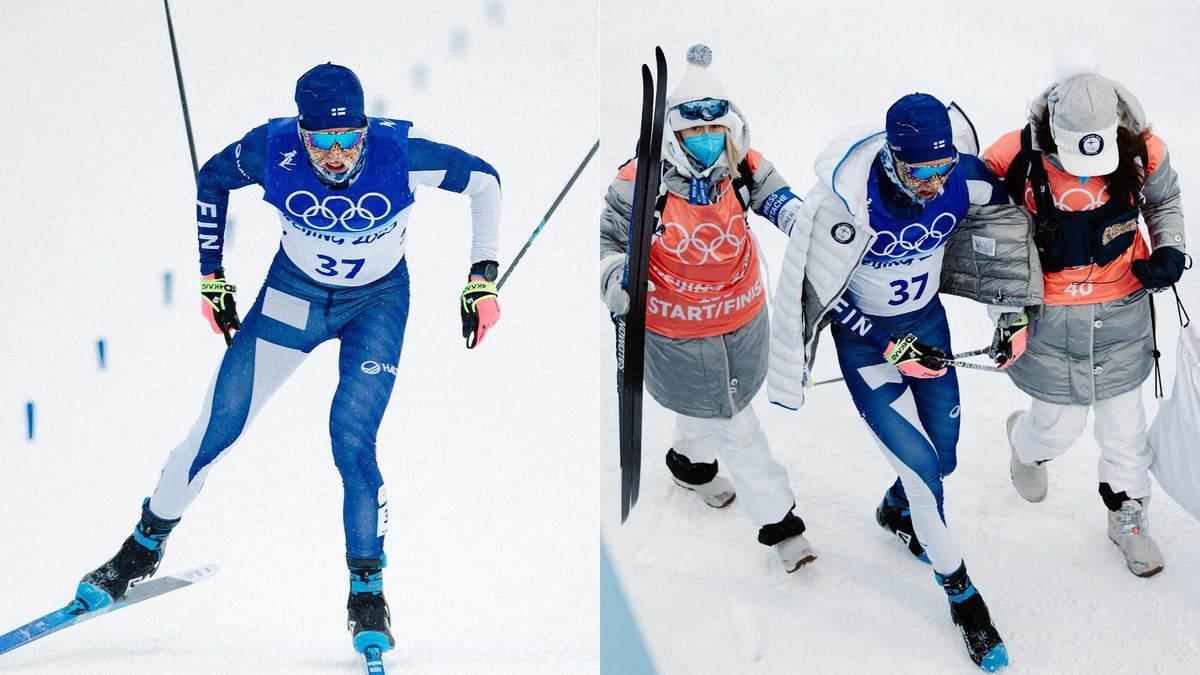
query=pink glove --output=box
[990,312,1031,370]
[884,334,947,379]
[461,261,501,349]
[200,270,241,347]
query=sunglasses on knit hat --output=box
[301,128,366,151]
[673,98,730,121]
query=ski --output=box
[0,563,218,656]
[616,46,667,523]
[363,645,386,674]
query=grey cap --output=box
[1047,74,1120,176]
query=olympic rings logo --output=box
[658,214,746,265]
[1023,184,1107,213]
[868,211,957,258]
[285,190,393,232]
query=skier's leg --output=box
[329,292,408,653]
[834,327,963,575]
[329,293,408,561]
[150,286,316,519]
[80,283,321,606]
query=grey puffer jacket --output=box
[1006,292,1153,405]
[600,151,792,418]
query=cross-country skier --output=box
[769,93,1021,671]
[600,45,816,573]
[74,63,503,656]
[984,70,1187,578]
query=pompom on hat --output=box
[295,63,367,130]
[665,44,737,131]
[885,93,954,164]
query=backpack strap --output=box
[732,156,755,212]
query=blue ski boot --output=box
[875,484,929,563]
[937,563,1008,672]
[76,498,179,610]
[348,556,394,654]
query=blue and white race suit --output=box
[149,117,500,560]
[770,125,1005,575]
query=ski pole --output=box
[163,0,199,182]
[813,344,996,386]
[496,139,599,290]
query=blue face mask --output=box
[683,132,726,168]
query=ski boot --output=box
[1007,411,1047,502]
[665,448,735,508]
[758,508,816,573]
[76,498,179,611]
[875,485,928,563]
[1101,484,1164,577]
[348,556,395,654]
[937,563,1008,672]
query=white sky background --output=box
[0,1,598,673]
[600,1,1200,674]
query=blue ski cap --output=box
[295,63,366,130]
[885,93,954,164]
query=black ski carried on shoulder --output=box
[616,47,667,523]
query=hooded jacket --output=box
[982,82,1187,405]
[600,111,798,418]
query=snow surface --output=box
[599,1,1200,674]
[1,1,597,674]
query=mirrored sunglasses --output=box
[674,98,730,121]
[903,155,958,181]
[302,129,366,151]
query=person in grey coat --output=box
[983,70,1188,578]
[600,45,814,572]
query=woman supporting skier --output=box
[983,70,1187,578]
[600,45,816,572]
[769,93,1028,671]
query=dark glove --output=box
[200,270,241,347]
[1131,246,1187,291]
[989,312,1031,370]
[883,334,947,378]
[461,260,501,349]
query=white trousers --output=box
[1010,387,1151,498]
[672,405,797,527]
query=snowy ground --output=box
[600,1,1200,674]
[1,2,597,674]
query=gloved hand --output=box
[883,333,947,378]
[989,311,1031,370]
[200,270,240,347]
[461,260,501,349]
[602,262,630,316]
[1131,246,1187,291]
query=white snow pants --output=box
[672,405,796,527]
[1010,387,1151,498]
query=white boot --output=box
[672,475,736,508]
[1007,411,1047,502]
[1107,497,1164,578]
[775,534,816,573]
